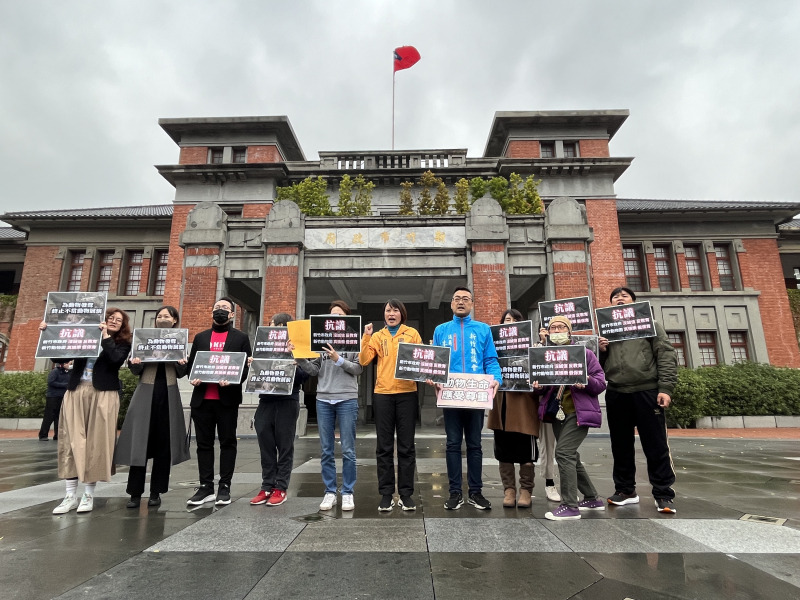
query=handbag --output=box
[542,385,566,423]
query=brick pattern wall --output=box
[505,140,541,159]
[578,139,610,158]
[552,242,590,304]
[247,145,284,163]
[584,199,624,307]
[738,239,800,367]
[80,256,92,292]
[163,205,193,310]
[179,147,208,165]
[139,257,152,296]
[706,250,721,290]
[5,246,64,371]
[471,243,507,324]
[645,252,658,290]
[181,246,221,338]
[675,252,690,290]
[242,203,272,219]
[262,246,300,323]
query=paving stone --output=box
[425,517,570,552]
[288,518,427,552]
[656,518,800,553]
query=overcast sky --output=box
[1,0,798,217]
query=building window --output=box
[540,142,555,158]
[667,332,687,367]
[232,147,247,163]
[124,251,144,296]
[684,244,706,291]
[653,244,675,291]
[562,142,578,158]
[729,331,749,362]
[152,250,169,296]
[622,245,646,291]
[66,251,86,292]
[697,332,718,366]
[94,251,114,292]
[714,243,737,290]
[209,148,223,164]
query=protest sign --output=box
[253,326,292,359]
[245,358,296,394]
[43,291,107,325]
[528,345,587,386]
[394,343,450,384]
[498,355,533,391]
[595,301,656,342]
[188,351,247,384]
[571,334,599,358]
[490,320,534,358]
[310,315,361,352]
[286,320,319,359]
[131,328,188,362]
[36,291,108,358]
[436,373,496,409]
[539,296,594,331]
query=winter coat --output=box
[536,348,606,428]
[487,391,540,436]
[359,324,422,394]
[599,321,677,395]
[432,314,503,383]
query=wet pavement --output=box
[1,431,799,599]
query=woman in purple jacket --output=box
[533,316,606,521]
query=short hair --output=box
[155,305,180,327]
[105,307,132,345]
[609,287,637,302]
[329,300,351,315]
[215,297,235,311]
[271,313,293,326]
[383,299,407,324]
[453,286,472,298]
[499,308,524,324]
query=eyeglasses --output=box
[213,305,232,311]
[452,296,473,303]
[107,317,124,324]
[549,324,569,331]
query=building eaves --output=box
[0,227,26,240]
[617,198,800,212]
[0,205,174,219]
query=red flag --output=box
[394,46,421,72]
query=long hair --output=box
[271,313,293,327]
[499,308,523,324]
[155,305,180,328]
[105,307,132,344]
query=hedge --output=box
[0,368,139,429]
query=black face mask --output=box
[212,309,230,325]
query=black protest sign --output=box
[37,292,108,359]
[310,315,362,352]
[253,326,292,359]
[498,355,533,391]
[394,343,450,384]
[528,345,587,386]
[490,321,534,358]
[44,291,107,325]
[539,296,593,331]
[131,328,188,362]
[571,334,599,358]
[595,301,656,342]
[188,351,248,384]
[36,325,102,359]
[245,358,296,395]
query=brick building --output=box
[2,110,799,423]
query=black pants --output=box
[606,388,675,500]
[191,401,239,490]
[373,392,417,496]
[254,398,300,492]
[127,386,172,497]
[39,396,63,439]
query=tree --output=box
[352,174,375,216]
[487,176,509,211]
[433,179,451,215]
[398,181,414,215]
[416,170,437,216]
[337,174,356,216]
[506,172,525,214]
[276,176,332,216]
[469,177,486,203]
[523,174,544,214]
[454,178,471,214]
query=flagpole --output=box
[392,70,396,150]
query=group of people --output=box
[43,284,678,520]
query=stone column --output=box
[466,197,509,326]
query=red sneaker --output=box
[250,490,271,505]
[266,489,287,506]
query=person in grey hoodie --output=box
[296,300,363,512]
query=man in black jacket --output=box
[186,297,251,506]
[39,360,72,441]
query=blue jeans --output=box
[316,398,359,495]
[443,408,484,494]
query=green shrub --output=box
[667,368,710,428]
[118,368,138,428]
[0,372,48,418]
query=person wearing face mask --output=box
[115,306,191,508]
[41,308,132,515]
[186,297,252,507]
[598,286,678,514]
[359,299,422,512]
[533,316,607,520]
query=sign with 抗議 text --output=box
[490,321,533,358]
[253,327,292,359]
[36,292,108,359]
[539,296,594,331]
[528,345,587,386]
[436,373,496,409]
[189,352,247,384]
[310,315,361,352]
[131,328,188,362]
[244,358,296,395]
[595,301,656,342]
[394,343,450,384]
[498,355,533,391]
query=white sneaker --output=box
[53,494,79,514]
[545,485,562,502]
[76,493,94,513]
[319,492,337,511]
[341,494,355,511]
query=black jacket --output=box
[188,323,252,408]
[67,336,132,392]
[46,366,71,399]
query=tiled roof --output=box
[1,205,173,219]
[779,218,800,230]
[0,227,26,239]
[616,198,800,212]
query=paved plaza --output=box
[1,430,800,599]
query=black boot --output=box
[126,496,141,508]
[148,493,161,507]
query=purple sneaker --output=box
[544,504,581,521]
[578,497,605,511]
